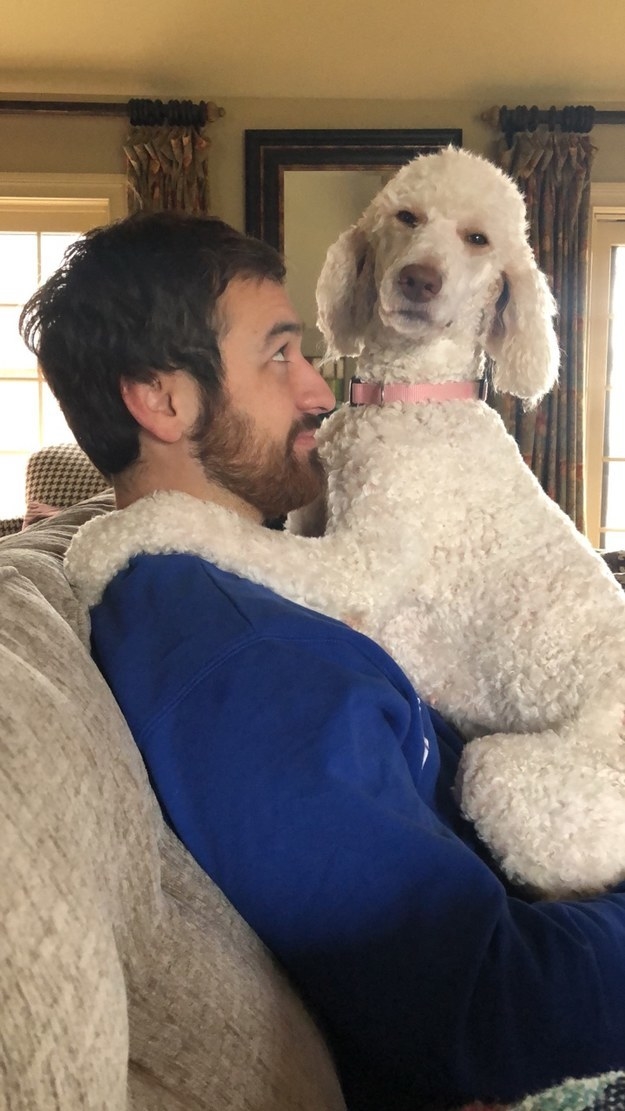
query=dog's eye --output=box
[396,210,419,228]
[466,232,489,246]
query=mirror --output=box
[245,128,462,393]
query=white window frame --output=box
[0,174,126,517]
[585,183,625,549]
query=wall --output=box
[284,169,392,349]
[1,97,623,231]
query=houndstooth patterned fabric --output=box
[24,444,109,509]
[0,518,24,538]
[602,551,625,575]
[600,550,625,591]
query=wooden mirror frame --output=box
[244,128,462,250]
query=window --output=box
[0,174,125,518]
[586,187,625,551]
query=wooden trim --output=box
[244,128,462,248]
[586,196,625,546]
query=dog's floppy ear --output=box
[316,225,376,358]
[484,259,560,406]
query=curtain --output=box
[125,123,214,216]
[491,129,595,531]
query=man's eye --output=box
[396,210,419,228]
[466,232,489,246]
[272,346,288,362]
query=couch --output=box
[0,495,346,1110]
[2,495,624,1111]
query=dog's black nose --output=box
[398,264,443,303]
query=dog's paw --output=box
[458,728,625,898]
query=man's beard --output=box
[190,393,326,521]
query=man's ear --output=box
[120,371,196,444]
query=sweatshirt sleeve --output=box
[133,631,625,1111]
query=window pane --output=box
[610,245,625,315]
[0,232,39,303]
[40,232,81,284]
[602,460,625,530]
[42,382,74,445]
[0,379,40,450]
[608,246,625,388]
[0,454,28,517]
[604,389,625,457]
[0,306,37,373]
[0,211,107,520]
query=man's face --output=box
[192,277,336,520]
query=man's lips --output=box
[294,430,318,448]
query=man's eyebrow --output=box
[262,320,304,346]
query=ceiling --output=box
[2,0,625,105]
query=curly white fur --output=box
[67,147,625,900]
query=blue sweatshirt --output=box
[90,552,625,1110]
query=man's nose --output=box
[297,356,337,413]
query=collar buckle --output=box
[349,376,361,407]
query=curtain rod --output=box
[482,104,625,136]
[0,97,225,126]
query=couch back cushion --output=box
[0,529,345,1110]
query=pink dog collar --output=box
[349,377,485,406]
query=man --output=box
[20,212,625,1111]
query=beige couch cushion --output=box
[0,507,345,1110]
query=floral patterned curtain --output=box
[124,101,222,216]
[490,128,595,531]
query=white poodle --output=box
[304,147,625,899]
[69,147,625,899]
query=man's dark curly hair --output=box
[19,211,286,476]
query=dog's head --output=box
[316,146,559,405]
